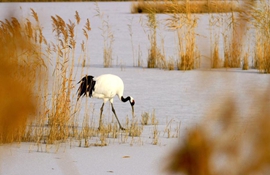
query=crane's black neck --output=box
[121,96,130,103]
[121,96,135,106]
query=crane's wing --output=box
[77,75,96,101]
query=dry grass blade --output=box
[80,17,91,67]
[83,28,88,40]
[25,19,33,38]
[31,8,39,22]
[75,11,80,25]
[81,40,85,52]
[67,20,75,41]
[85,18,91,31]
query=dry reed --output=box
[167,7,199,70]
[82,17,91,67]
[141,112,150,125]
[252,0,270,73]
[207,4,252,69]
[95,2,114,68]
[167,57,175,70]
[164,119,180,138]
[211,41,222,68]
[128,17,136,67]
[242,52,249,70]
[152,125,159,145]
[146,12,159,68]
[47,13,77,144]
[140,9,169,69]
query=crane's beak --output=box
[132,106,134,117]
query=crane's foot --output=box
[98,125,103,131]
[120,126,126,130]
[98,126,125,131]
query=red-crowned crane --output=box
[77,74,135,130]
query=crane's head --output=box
[121,96,135,116]
[129,96,135,106]
[129,96,135,117]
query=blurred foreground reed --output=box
[0,15,46,143]
[165,88,270,174]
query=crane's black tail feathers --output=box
[77,75,96,101]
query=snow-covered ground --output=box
[0,2,268,175]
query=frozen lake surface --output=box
[0,2,268,175]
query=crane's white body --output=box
[92,74,124,104]
[77,73,134,130]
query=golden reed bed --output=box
[131,1,242,14]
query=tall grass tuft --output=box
[95,2,114,68]
[128,17,136,67]
[228,11,241,68]
[209,13,223,68]
[242,52,249,70]
[223,0,255,69]
[167,1,199,70]
[252,0,270,73]
[211,41,221,68]
[147,12,158,68]
[49,16,68,143]
[208,6,250,69]
[140,6,167,69]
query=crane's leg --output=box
[111,103,125,130]
[98,103,105,130]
